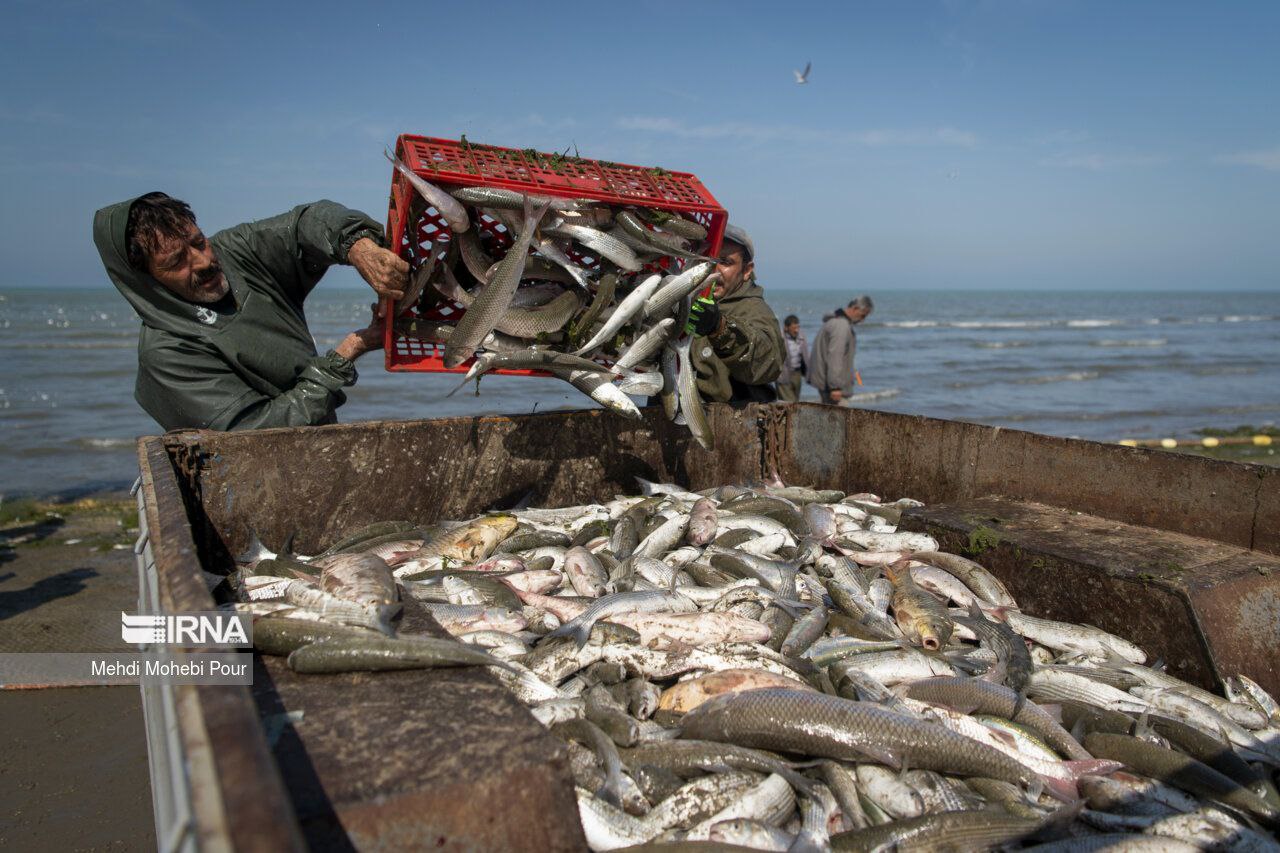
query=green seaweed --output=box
[964,526,1002,556]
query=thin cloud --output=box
[1215,147,1280,172]
[1039,152,1169,171]
[615,116,979,148]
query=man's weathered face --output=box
[713,240,753,299]
[146,221,227,303]
[845,306,869,324]
[785,321,800,337]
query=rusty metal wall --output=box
[169,406,764,559]
[773,403,1276,555]
[899,496,1280,696]
[143,402,1279,849]
[137,438,306,852]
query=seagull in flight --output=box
[793,61,811,84]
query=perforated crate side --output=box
[382,133,727,374]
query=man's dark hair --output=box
[848,295,874,313]
[784,314,799,326]
[126,192,197,270]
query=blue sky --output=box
[2,0,1278,291]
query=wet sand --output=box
[0,492,154,850]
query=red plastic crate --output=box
[382,134,727,373]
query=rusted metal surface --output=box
[1180,551,1280,703]
[1254,466,1279,553]
[252,601,583,851]
[900,496,1280,696]
[141,401,1280,848]
[145,432,589,850]
[776,403,1276,555]
[137,438,305,852]
[170,406,763,557]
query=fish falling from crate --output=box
[231,479,1280,851]
[384,142,724,450]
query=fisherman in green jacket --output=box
[686,225,784,404]
[93,192,408,431]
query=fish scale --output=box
[238,483,1280,851]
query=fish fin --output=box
[375,603,403,637]
[545,620,576,640]
[1062,759,1123,778]
[859,746,901,770]
[966,600,990,623]
[1038,774,1077,802]
[1037,702,1063,723]
[1070,717,1088,745]
[988,728,1019,749]
[445,373,474,398]
[1132,707,1154,739]
[987,605,1010,622]
[235,528,270,565]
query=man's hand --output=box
[348,237,408,313]
[829,389,844,402]
[687,295,723,337]
[334,303,386,361]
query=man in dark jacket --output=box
[93,193,408,431]
[686,225,784,404]
[807,295,873,405]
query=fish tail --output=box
[235,528,273,565]
[375,602,403,636]
[545,620,577,641]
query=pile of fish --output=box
[229,479,1280,851]
[386,149,721,449]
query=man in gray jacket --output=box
[807,295,873,405]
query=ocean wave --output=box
[74,437,136,450]
[874,314,1277,332]
[1014,371,1101,385]
[973,340,1031,349]
[1191,365,1260,376]
[951,320,1053,329]
[846,388,902,403]
[1092,338,1167,347]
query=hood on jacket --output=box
[93,195,242,337]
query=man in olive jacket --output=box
[808,295,873,405]
[686,225,784,404]
[93,192,408,431]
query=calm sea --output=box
[1,287,1277,495]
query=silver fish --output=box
[544,221,642,272]
[675,337,713,450]
[385,149,470,233]
[643,262,716,320]
[573,273,664,356]
[614,318,677,371]
[452,186,593,212]
[444,197,550,368]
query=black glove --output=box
[687,295,721,337]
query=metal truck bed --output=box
[134,402,1279,850]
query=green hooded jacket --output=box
[691,280,785,403]
[93,197,385,432]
